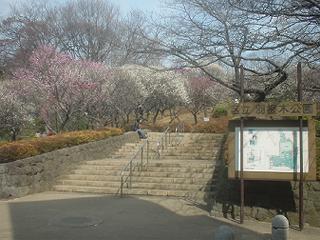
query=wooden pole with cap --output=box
[240,65,245,224]
[297,62,304,230]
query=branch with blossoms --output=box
[11,45,112,133]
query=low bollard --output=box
[271,215,289,240]
[214,225,235,240]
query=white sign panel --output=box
[235,127,309,173]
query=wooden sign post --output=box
[228,63,317,230]
[297,62,304,230]
[240,65,244,224]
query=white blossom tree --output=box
[0,83,28,140]
[121,65,189,124]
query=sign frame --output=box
[227,119,317,181]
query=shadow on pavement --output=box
[3,194,270,240]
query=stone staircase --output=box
[54,132,225,202]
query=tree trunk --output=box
[114,116,119,128]
[60,114,70,132]
[192,113,198,125]
[153,109,160,125]
[169,108,176,121]
[160,109,165,117]
[10,129,17,141]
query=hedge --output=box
[0,128,123,163]
[146,117,229,134]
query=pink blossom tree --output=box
[185,75,216,124]
[12,45,111,132]
[182,66,229,124]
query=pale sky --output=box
[0,0,12,16]
[0,0,164,17]
[110,0,163,14]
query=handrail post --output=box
[157,141,160,159]
[146,140,149,166]
[120,175,123,197]
[165,132,168,149]
[176,128,178,146]
[161,137,164,152]
[129,161,132,188]
[140,146,143,171]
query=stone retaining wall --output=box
[0,132,139,198]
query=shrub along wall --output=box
[0,128,124,163]
[147,117,229,134]
[0,131,139,198]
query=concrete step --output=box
[83,159,216,168]
[56,180,213,191]
[77,165,125,171]
[160,155,215,160]
[130,176,212,184]
[123,188,215,199]
[84,160,131,166]
[72,165,214,175]
[134,170,213,178]
[182,136,224,142]
[85,159,215,166]
[164,152,218,157]
[147,159,215,163]
[167,147,220,151]
[145,162,215,168]
[71,169,123,175]
[139,166,214,173]
[166,148,219,152]
[54,185,119,194]
[54,185,215,199]
[60,174,212,184]
[168,144,222,149]
[131,182,215,191]
[171,143,215,148]
[182,134,224,139]
[56,179,121,188]
[61,174,121,181]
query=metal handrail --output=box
[119,122,184,197]
[119,139,148,196]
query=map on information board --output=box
[235,127,309,172]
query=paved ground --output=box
[0,192,319,240]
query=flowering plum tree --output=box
[107,70,143,126]
[185,75,215,124]
[0,83,27,141]
[181,65,229,124]
[121,65,189,124]
[12,45,111,132]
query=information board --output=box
[227,120,317,180]
[235,127,309,173]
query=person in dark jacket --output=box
[133,120,147,139]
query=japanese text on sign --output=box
[229,102,317,117]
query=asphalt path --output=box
[0,192,318,240]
